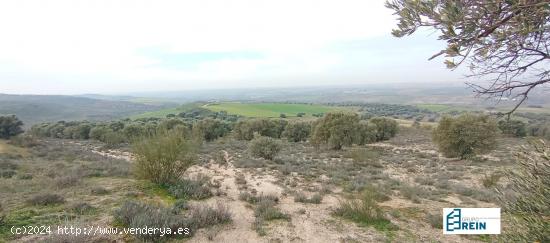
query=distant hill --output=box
[0,94,176,127]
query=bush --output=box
[369,117,398,141]
[0,170,16,178]
[254,198,289,221]
[8,134,39,147]
[114,201,192,241]
[239,192,279,204]
[333,189,393,231]
[0,202,5,226]
[187,202,232,228]
[311,112,360,150]
[233,119,287,140]
[498,119,527,137]
[249,136,282,160]
[426,213,442,229]
[132,128,197,185]
[70,202,95,215]
[26,193,65,206]
[192,118,231,142]
[168,178,213,200]
[282,121,311,142]
[432,114,498,159]
[0,115,24,139]
[293,192,323,204]
[500,139,549,242]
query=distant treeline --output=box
[29,109,399,150]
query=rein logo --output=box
[443,208,500,234]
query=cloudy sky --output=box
[0,0,465,95]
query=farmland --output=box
[204,102,343,118]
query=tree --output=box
[498,119,527,137]
[0,115,24,139]
[233,119,288,140]
[369,117,399,141]
[500,139,549,242]
[132,128,197,185]
[192,118,231,142]
[387,1,550,114]
[249,136,282,160]
[311,112,361,150]
[432,114,498,159]
[282,121,312,142]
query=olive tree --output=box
[311,112,361,150]
[0,115,24,139]
[432,114,498,159]
[282,121,312,142]
[192,118,231,141]
[387,0,550,114]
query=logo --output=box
[443,208,500,234]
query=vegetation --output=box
[432,114,498,159]
[233,119,287,140]
[311,112,362,150]
[132,128,197,185]
[249,136,282,160]
[114,201,192,241]
[192,118,231,142]
[387,0,550,113]
[205,102,338,118]
[312,112,398,150]
[282,121,312,142]
[501,139,549,242]
[0,115,23,139]
[498,119,527,137]
[369,117,399,141]
[333,188,393,231]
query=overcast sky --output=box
[0,0,465,95]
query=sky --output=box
[0,0,466,95]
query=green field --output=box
[129,107,183,119]
[204,102,342,118]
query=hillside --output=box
[0,94,175,127]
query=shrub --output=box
[498,119,527,137]
[294,192,322,204]
[114,201,192,241]
[8,134,39,147]
[432,114,498,159]
[132,128,197,185]
[192,118,231,142]
[168,178,212,200]
[333,189,393,230]
[0,170,16,178]
[70,202,95,215]
[254,198,289,221]
[90,186,109,195]
[500,139,549,242]
[0,115,24,139]
[188,202,232,228]
[239,192,279,204]
[55,175,80,188]
[233,119,287,140]
[311,112,360,150]
[369,117,399,141]
[249,136,282,160]
[27,193,65,206]
[426,213,442,229]
[0,202,5,226]
[481,172,502,188]
[172,199,190,213]
[282,121,311,142]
